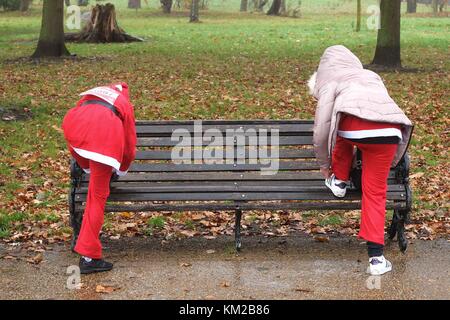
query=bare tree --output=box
[240,0,248,12]
[267,0,282,15]
[32,0,70,58]
[356,0,361,31]
[371,0,401,67]
[20,0,32,11]
[406,0,417,13]
[161,0,172,13]
[190,0,200,22]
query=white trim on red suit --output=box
[338,128,402,140]
[72,146,121,171]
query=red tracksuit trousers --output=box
[69,147,112,259]
[331,136,398,245]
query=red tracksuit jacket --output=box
[62,83,137,175]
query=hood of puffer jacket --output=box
[310,45,364,99]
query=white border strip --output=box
[338,128,402,140]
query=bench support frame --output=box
[389,153,412,252]
[69,159,84,252]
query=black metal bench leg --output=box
[397,209,409,253]
[393,152,412,253]
[388,210,400,240]
[69,158,83,253]
[235,209,242,252]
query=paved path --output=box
[0,236,448,299]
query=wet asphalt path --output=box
[0,235,448,300]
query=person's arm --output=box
[312,83,336,176]
[117,105,137,176]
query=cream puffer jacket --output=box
[308,45,413,169]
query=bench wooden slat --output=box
[137,136,313,147]
[75,191,406,202]
[81,171,398,182]
[136,124,313,135]
[135,149,316,160]
[75,201,406,213]
[128,161,319,172]
[136,120,314,126]
[76,184,405,194]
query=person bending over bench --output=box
[308,45,413,275]
[62,82,137,274]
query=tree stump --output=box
[65,4,143,43]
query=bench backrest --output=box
[75,120,407,213]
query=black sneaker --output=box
[79,257,113,274]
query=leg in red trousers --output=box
[331,136,354,181]
[331,137,397,245]
[74,160,112,259]
[356,142,397,245]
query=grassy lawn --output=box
[0,1,448,242]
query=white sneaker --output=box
[325,174,348,198]
[366,255,393,275]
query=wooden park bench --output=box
[68,120,412,253]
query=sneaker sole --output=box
[80,267,113,274]
[366,266,392,276]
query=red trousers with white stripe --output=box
[69,147,112,259]
[331,136,398,245]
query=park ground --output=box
[0,0,449,299]
[0,235,449,299]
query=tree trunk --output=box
[267,0,282,15]
[65,4,143,42]
[406,0,417,13]
[254,0,268,12]
[439,0,446,12]
[128,0,141,9]
[190,0,200,22]
[20,0,32,11]
[432,0,438,15]
[161,0,172,13]
[371,0,401,68]
[356,0,361,31]
[32,0,70,58]
[280,0,286,15]
[240,0,248,12]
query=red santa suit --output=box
[62,83,137,259]
[331,114,401,245]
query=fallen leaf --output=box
[314,235,330,243]
[206,249,216,254]
[26,253,43,264]
[95,285,119,294]
[180,262,192,267]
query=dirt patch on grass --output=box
[0,106,33,122]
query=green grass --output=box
[0,1,448,235]
[147,216,166,229]
[319,214,343,227]
[0,210,29,238]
